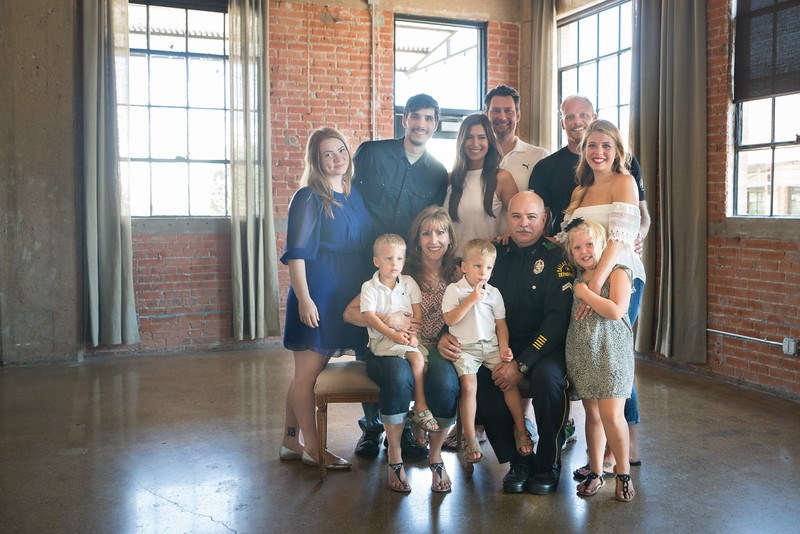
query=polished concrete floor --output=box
[1,348,798,534]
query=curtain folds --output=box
[527,0,557,151]
[630,0,707,363]
[229,0,281,340]
[82,0,139,346]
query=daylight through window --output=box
[557,1,632,148]
[128,2,230,217]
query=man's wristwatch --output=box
[516,360,529,375]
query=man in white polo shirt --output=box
[484,84,549,193]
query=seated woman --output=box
[280,127,374,470]
[345,206,461,493]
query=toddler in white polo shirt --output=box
[442,238,532,463]
[361,233,438,433]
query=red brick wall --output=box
[487,21,519,87]
[95,2,520,356]
[133,233,233,351]
[699,0,800,398]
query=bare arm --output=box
[437,332,461,362]
[634,200,651,255]
[496,169,519,207]
[574,269,631,320]
[496,318,513,362]
[363,311,409,345]
[584,176,639,296]
[288,259,319,328]
[408,303,423,347]
[343,292,418,332]
[342,293,364,326]
[443,283,482,327]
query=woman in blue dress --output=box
[279,127,374,470]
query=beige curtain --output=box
[527,0,557,151]
[229,0,281,340]
[630,0,707,363]
[82,0,139,346]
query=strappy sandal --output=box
[573,462,615,480]
[461,436,483,463]
[411,408,440,432]
[615,473,635,502]
[412,424,429,447]
[429,462,452,493]
[577,471,605,497]
[513,427,534,456]
[388,462,411,493]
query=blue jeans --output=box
[624,277,645,425]
[357,350,384,432]
[365,348,459,427]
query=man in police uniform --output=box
[440,191,574,493]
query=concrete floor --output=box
[1,348,798,534]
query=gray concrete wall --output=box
[0,0,82,364]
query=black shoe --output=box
[527,466,561,495]
[502,457,530,493]
[400,426,429,460]
[354,429,383,458]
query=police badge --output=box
[533,259,544,274]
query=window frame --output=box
[556,0,632,149]
[128,0,231,218]
[392,15,487,161]
[733,95,800,218]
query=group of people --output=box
[278,86,649,502]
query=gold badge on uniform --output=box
[533,259,544,275]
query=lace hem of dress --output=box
[608,202,640,244]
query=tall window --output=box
[557,1,632,148]
[736,95,800,216]
[394,16,486,171]
[128,1,230,217]
[733,1,800,217]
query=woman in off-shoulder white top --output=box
[561,119,646,497]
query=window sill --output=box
[710,217,800,241]
[132,217,229,236]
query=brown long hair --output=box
[300,127,354,218]
[404,206,460,286]
[447,114,502,223]
[565,119,631,218]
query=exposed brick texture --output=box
[692,0,800,398]
[132,233,233,351]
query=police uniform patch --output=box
[533,259,544,275]
[556,260,574,278]
[562,282,572,292]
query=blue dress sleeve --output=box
[281,187,322,264]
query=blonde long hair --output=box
[300,127,354,218]
[564,120,631,218]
